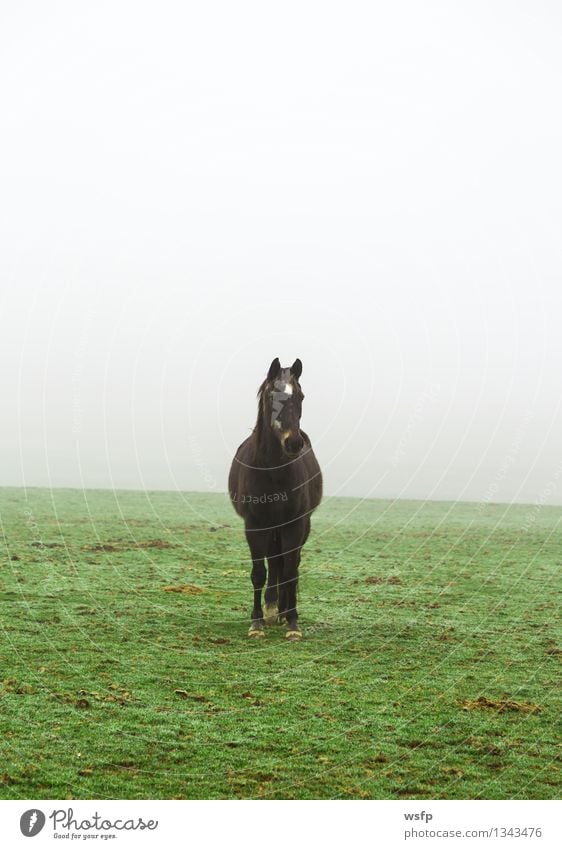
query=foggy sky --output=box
[1,1,562,505]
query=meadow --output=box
[0,488,560,799]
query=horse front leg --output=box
[264,532,282,625]
[245,528,268,638]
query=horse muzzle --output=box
[283,433,304,458]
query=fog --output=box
[1,1,561,505]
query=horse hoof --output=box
[248,626,265,638]
[286,629,302,642]
[264,604,279,626]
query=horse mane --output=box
[251,379,269,460]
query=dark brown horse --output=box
[228,358,322,640]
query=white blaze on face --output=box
[270,373,293,427]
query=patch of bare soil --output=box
[85,539,176,552]
[162,584,204,595]
[365,575,402,585]
[462,697,541,714]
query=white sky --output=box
[1,1,561,504]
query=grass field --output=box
[0,487,560,800]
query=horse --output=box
[228,357,323,641]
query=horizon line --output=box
[1,485,561,511]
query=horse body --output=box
[228,358,322,640]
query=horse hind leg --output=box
[279,521,305,641]
[264,531,282,625]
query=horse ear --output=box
[267,357,281,381]
[290,358,302,380]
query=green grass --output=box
[0,487,560,799]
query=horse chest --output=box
[243,486,302,526]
